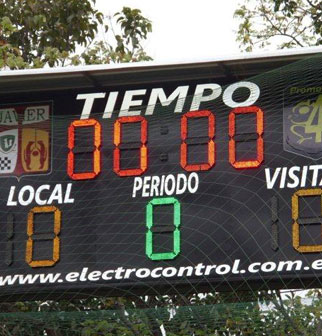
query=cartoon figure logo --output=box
[22,129,49,172]
[0,104,51,178]
[284,93,322,159]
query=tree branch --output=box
[259,0,305,47]
[271,290,307,336]
[114,298,141,336]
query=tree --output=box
[0,0,152,69]
[234,0,322,52]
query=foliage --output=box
[0,0,152,69]
[0,0,103,63]
[234,0,322,52]
[274,0,322,43]
[0,16,28,69]
[0,290,321,335]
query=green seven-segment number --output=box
[146,197,181,261]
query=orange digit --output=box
[229,106,264,169]
[180,110,215,171]
[113,116,148,176]
[26,206,61,267]
[68,119,101,180]
[292,189,322,253]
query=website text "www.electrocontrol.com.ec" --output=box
[1,259,322,287]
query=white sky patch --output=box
[95,0,241,62]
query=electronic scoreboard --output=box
[0,49,322,300]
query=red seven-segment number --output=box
[181,110,215,171]
[229,106,264,169]
[114,116,148,177]
[68,119,102,180]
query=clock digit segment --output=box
[180,110,215,171]
[292,189,322,253]
[26,206,61,268]
[113,116,148,177]
[229,106,264,169]
[68,119,101,180]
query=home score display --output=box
[0,55,322,299]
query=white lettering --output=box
[142,176,151,197]
[132,177,143,197]
[132,173,199,197]
[64,183,75,203]
[287,166,300,188]
[18,185,34,206]
[35,184,50,205]
[223,81,260,108]
[77,93,106,119]
[265,168,281,189]
[150,176,160,197]
[309,165,322,187]
[176,174,187,194]
[165,174,176,195]
[146,86,189,115]
[279,167,288,189]
[119,89,146,117]
[102,92,119,119]
[301,166,308,187]
[151,267,163,278]
[7,183,75,206]
[7,186,17,206]
[187,172,199,193]
[47,184,63,204]
[190,83,222,111]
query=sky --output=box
[95,0,241,62]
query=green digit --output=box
[146,197,181,261]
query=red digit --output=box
[180,110,215,171]
[229,106,264,169]
[68,119,101,180]
[114,116,148,177]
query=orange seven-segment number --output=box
[229,106,264,169]
[113,116,148,177]
[67,119,101,180]
[180,110,215,171]
[292,189,322,253]
[26,206,61,267]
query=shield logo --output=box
[0,129,18,174]
[0,103,52,178]
[21,128,49,173]
[284,88,322,159]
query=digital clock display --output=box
[0,54,322,300]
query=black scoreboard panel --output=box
[0,54,322,300]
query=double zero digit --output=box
[26,206,61,268]
[114,116,148,176]
[228,106,264,169]
[68,119,101,180]
[181,110,215,171]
